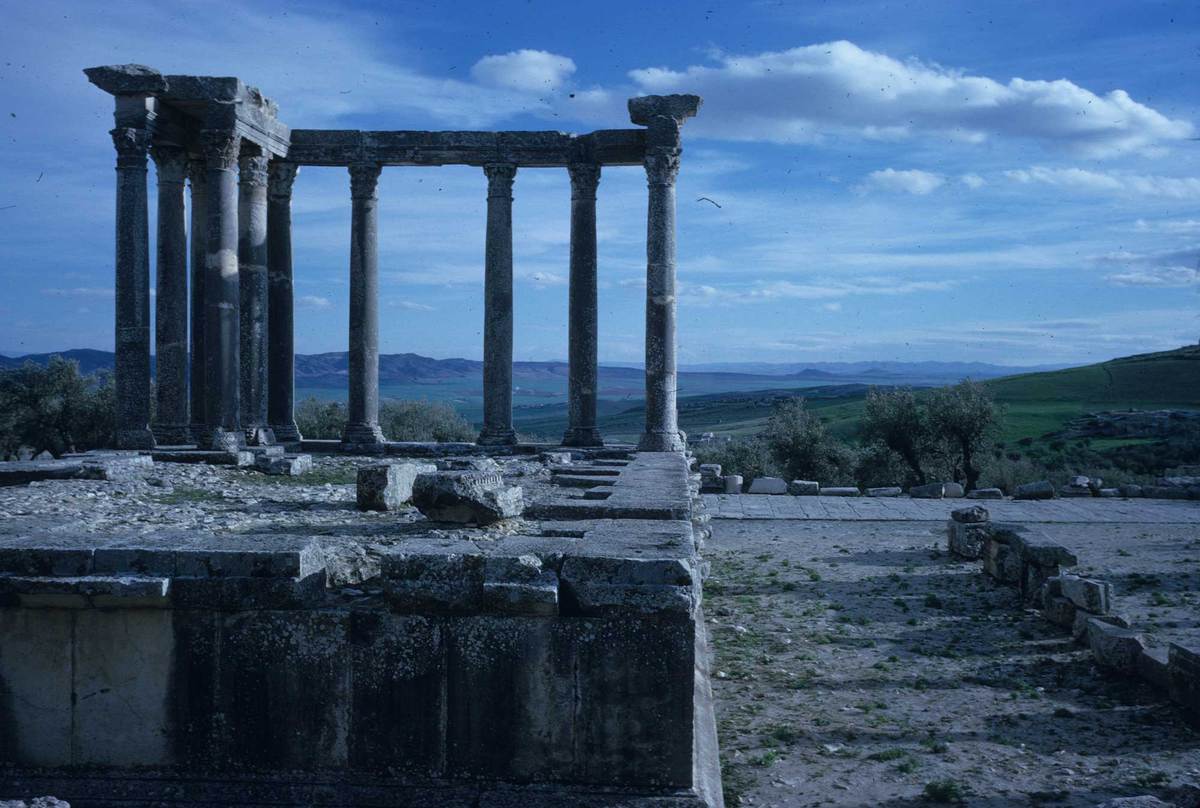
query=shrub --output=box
[694,436,779,484]
[855,441,913,489]
[294,397,348,439]
[763,398,856,484]
[295,397,475,443]
[0,357,116,457]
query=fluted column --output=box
[267,161,301,444]
[111,126,155,449]
[150,144,190,445]
[238,149,272,445]
[342,163,386,446]
[187,158,208,444]
[200,129,243,451]
[478,163,518,446]
[562,162,603,447]
[630,95,702,453]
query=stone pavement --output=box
[703,493,1200,523]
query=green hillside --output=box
[539,345,1200,445]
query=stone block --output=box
[1087,618,1144,674]
[1094,798,1174,808]
[84,63,168,95]
[1059,574,1112,614]
[1098,488,1121,498]
[967,487,1004,500]
[747,476,787,495]
[942,482,965,498]
[1137,646,1170,691]
[1071,609,1130,643]
[1041,595,1077,628]
[541,451,573,465]
[0,460,84,487]
[951,505,989,523]
[909,482,944,499]
[0,609,73,765]
[437,457,502,473]
[255,454,313,476]
[947,521,989,560]
[982,535,1021,584]
[787,479,819,496]
[1059,484,1093,498]
[1014,480,1055,500]
[866,486,902,497]
[723,474,743,494]
[821,486,860,497]
[1119,483,1143,498]
[78,453,154,481]
[356,462,437,511]
[482,555,559,616]
[1168,643,1200,725]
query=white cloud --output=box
[1006,167,1200,199]
[297,295,332,309]
[471,50,576,93]
[860,168,944,195]
[627,41,1194,156]
[822,302,843,312]
[41,287,113,298]
[1096,246,1200,287]
[1135,219,1200,234]
[1105,267,1200,287]
[680,276,958,305]
[522,271,567,288]
[389,300,435,311]
[961,173,986,189]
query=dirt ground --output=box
[705,519,1200,807]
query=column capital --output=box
[567,162,601,199]
[110,127,150,169]
[185,156,207,186]
[268,161,300,200]
[238,153,270,188]
[349,163,382,199]
[644,149,681,187]
[484,163,517,198]
[199,129,241,170]
[150,143,187,183]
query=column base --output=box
[189,423,209,445]
[208,427,246,453]
[477,427,517,446]
[152,423,193,446]
[637,429,686,452]
[342,422,386,447]
[245,426,276,446]
[271,422,303,443]
[562,426,604,448]
[115,427,156,450]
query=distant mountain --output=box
[681,360,1073,379]
[0,348,117,376]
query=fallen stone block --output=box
[1040,594,1077,629]
[1119,483,1143,498]
[867,486,902,497]
[788,479,819,496]
[357,462,437,511]
[1143,485,1192,500]
[821,487,860,497]
[1086,618,1144,673]
[1072,609,1131,642]
[0,459,84,486]
[942,482,965,498]
[747,476,788,495]
[1168,643,1200,726]
[947,520,989,559]
[967,487,1004,500]
[1069,475,1090,487]
[254,454,313,476]
[412,471,524,524]
[723,474,743,494]
[982,533,1021,584]
[1014,480,1055,500]
[909,482,944,499]
[1059,484,1093,498]
[541,451,573,465]
[437,456,502,473]
[1138,646,1170,691]
[1059,574,1112,614]
[951,505,989,524]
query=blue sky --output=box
[1,0,1198,366]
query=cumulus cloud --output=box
[1006,167,1200,199]
[472,50,576,93]
[859,168,945,195]
[627,41,1193,156]
[297,295,332,309]
[961,173,986,189]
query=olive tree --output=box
[860,387,931,485]
[926,380,999,492]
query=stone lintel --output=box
[84,64,168,96]
[628,94,703,127]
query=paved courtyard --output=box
[704,498,1200,807]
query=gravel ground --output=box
[706,519,1200,808]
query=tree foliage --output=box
[0,357,116,457]
[926,380,999,491]
[860,387,930,485]
[295,396,475,443]
[762,398,857,484]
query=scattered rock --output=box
[412,470,523,524]
[909,482,944,499]
[723,475,743,494]
[951,505,989,524]
[747,476,788,495]
[33,450,54,461]
[356,462,437,511]
[437,457,501,473]
[1119,483,1143,498]
[942,482,965,498]
[255,454,313,476]
[788,479,820,496]
[866,486,902,497]
[967,487,1004,500]
[1094,797,1175,808]
[821,487,860,497]
[0,798,71,808]
[1014,480,1055,500]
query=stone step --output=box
[554,474,617,488]
[550,466,620,477]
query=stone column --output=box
[187,159,208,444]
[630,95,702,453]
[150,144,190,445]
[200,129,243,451]
[238,148,272,445]
[478,163,518,446]
[110,126,156,449]
[562,162,603,447]
[342,163,386,446]
[267,161,302,444]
